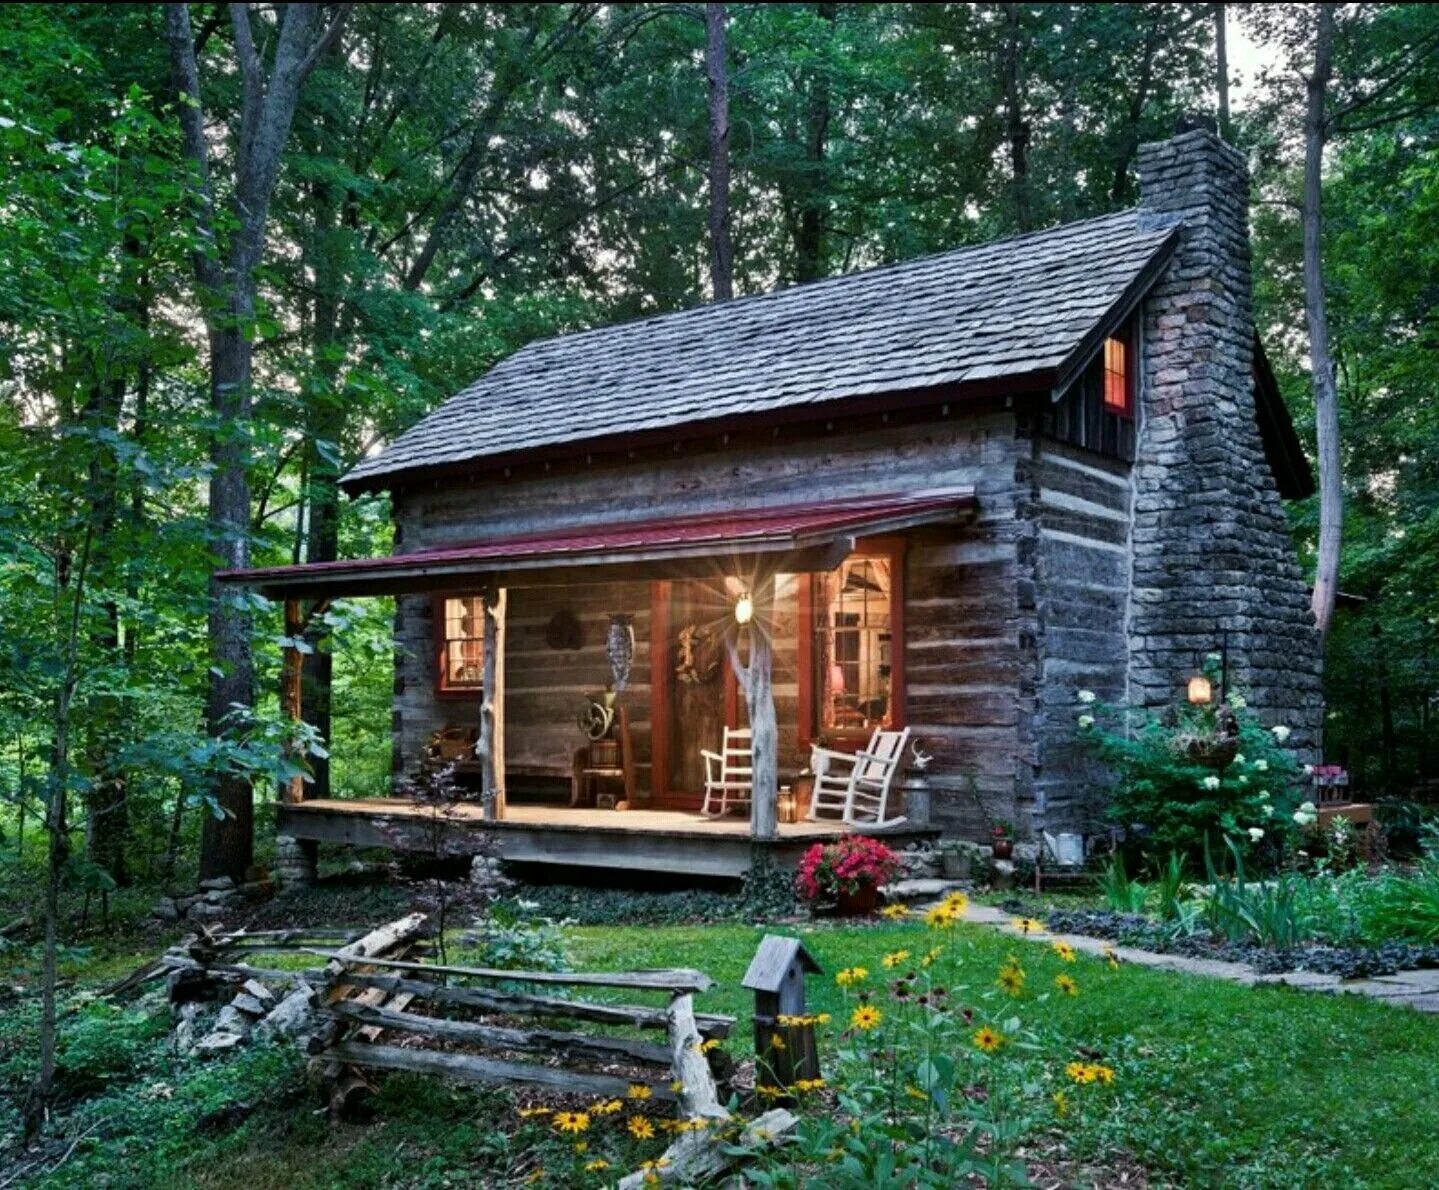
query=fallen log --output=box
[307,951,714,993]
[160,956,327,986]
[324,1000,673,1067]
[324,1040,678,1101]
[616,1107,798,1189]
[335,971,735,1038]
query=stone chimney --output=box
[1127,125,1322,755]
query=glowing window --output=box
[1102,336,1131,416]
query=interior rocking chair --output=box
[700,726,753,817]
[807,726,911,826]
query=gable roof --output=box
[343,209,1179,493]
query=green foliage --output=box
[1200,838,1310,949]
[466,899,571,972]
[1075,680,1305,867]
[1097,853,1149,914]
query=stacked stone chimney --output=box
[1128,126,1323,755]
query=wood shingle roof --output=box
[343,208,1180,493]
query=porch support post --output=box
[281,598,306,805]
[727,581,778,841]
[479,585,507,821]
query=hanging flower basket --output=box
[1171,731,1240,769]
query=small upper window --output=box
[440,595,485,690]
[1102,336,1131,417]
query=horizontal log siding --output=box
[392,410,1026,836]
[1031,438,1134,832]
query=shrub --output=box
[1073,679,1305,868]
[795,837,902,903]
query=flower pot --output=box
[941,849,972,880]
[992,838,1014,861]
[835,885,879,916]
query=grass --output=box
[4,908,1439,1187]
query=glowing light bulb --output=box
[734,593,754,625]
[1187,674,1212,705]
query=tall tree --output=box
[705,3,734,300]
[166,2,351,880]
[1303,3,1342,640]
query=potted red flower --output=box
[796,836,903,915]
[991,821,1015,861]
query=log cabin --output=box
[221,125,1323,881]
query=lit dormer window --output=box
[1103,335,1132,417]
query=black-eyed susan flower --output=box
[584,1158,611,1173]
[997,965,1026,996]
[590,1098,623,1115]
[1055,973,1079,996]
[552,1111,590,1134]
[925,902,960,929]
[882,949,910,969]
[880,902,910,919]
[850,1004,883,1030]
[755,1084,786,1100]
[628,1083,652,1100]
[1052,940,1077,963]
[517,1105,551,1118]
[942,891,970,915]
[768,1033,787,1051]
[836,966,869,987]
[794,1077,826,1093]
[627,1114,655,1139]
[1011,916,1045,934]
[972,1026,1005,1053]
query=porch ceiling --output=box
[217,488,976,599]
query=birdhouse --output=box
[743,934,822,1087]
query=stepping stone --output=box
[884,879,968,902]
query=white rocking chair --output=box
[807,727,911,826]
[700,727,753,817]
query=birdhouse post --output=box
[742,934,822,1088]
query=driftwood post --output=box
[742,935,821,1088]
[281,599,306,805]
[726,580,778,840]
[478,586,506,821]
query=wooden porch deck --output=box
[278,798,938,880]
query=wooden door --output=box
[662,579,730,798]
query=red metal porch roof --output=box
[218,488,976,598]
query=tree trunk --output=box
[1215,3,1231,139]
[201,322,257,881]
[1304,4,1341,642]
[705,3,734,301]
[794,3,836,283]
[1001,6,1031,231]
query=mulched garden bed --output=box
[1035,906,1439,980]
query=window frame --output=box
[433,593,487,698]
[798,535,907,749]
[1101,331,1135,419]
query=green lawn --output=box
[4,915,1438,1188]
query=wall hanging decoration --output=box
[545,608,582,651]
[674,622,720,685]
[606,613,635,691]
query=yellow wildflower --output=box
[793,1077,826,1093]
[920,945,944,968]
[1052,940,1077,963]
[1093,1063,1116,1085]
[674,1117,710,1133]
[836,966,869,987]
[925,902,959,929]
[850,1004,883,1031]
[584,1159,611,1173]
[997,965,1026,996]
[769,1033,787,1051]
[1011,916,1045,934]
[1065,1060,1114,1085]
[590,1099,623,1116]
[755,1084,786,1100]
[1053,1090,1070,1118]
[628,1083,652,1100]
[880,903,910,919]
[627,1114,656,1139]
[699,1038,721,1053]
[552,1111,590,1134]
[882,949,911,969]
[1103,945,1120,970]
[942,891,970,915]
[670,1079,685,1093]
[1055,973,1079,996]
[1066,1060,1092,1084]
[573,1142,588,1154]
[815,1012,832,1025]
[517,1105,551,1118]
[972,1026,1005,1053]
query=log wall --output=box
[391,407,1030,834]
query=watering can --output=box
[1042,831,1085,868]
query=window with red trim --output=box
[807,546,904,740]
[438,595,485,691]
[1102,335,1132,417]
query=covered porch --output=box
[220,491,973,878]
